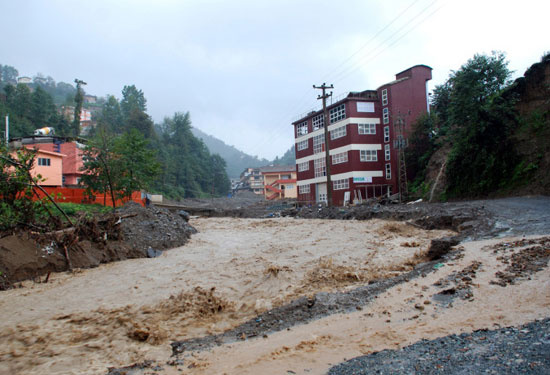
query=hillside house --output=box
[260,165,297,200]
[238,167,264,194]
[11,136,86,186]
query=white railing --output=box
[291,92,349,122]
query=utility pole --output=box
[73,79,87,137]
[313,83,334,207]
[5,115,9,147]
[394,113,408,203]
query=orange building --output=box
[260,165,297,200]
[29,149,65,186]
[14,136,86,186]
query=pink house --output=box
[32,141,85,185]
[29,149,65,186]
[14,136,86,186]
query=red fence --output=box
[32,187,144,207]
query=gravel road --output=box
[329,318,550,375]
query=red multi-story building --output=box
[293,65,432,206]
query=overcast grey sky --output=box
[2,0,548,159]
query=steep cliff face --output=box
[420,55,550,200]
[509,55,550,195]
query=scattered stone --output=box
[489,237,550,286]
[328,319,550,375]
[147,247,163,258]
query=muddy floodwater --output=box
[1,217,549,374]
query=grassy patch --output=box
[50,202,112,219]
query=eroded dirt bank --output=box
[0,202,196,289]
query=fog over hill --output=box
[191,127,296,178]
[191,127,269,178]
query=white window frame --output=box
[38,157,51,166]
[314,158,326,178]
[296,121,308,136]
[330,125,347,140]
[312,114,325,130]
[329,103,346,124]
[313,134,325,154]
[333,178,349,190]
[297,139,308,151]
[299,184,310,194]
[298,161,309,172]
[357,102,375,113]
[331,151,348,165]
[385,144,391,161]
[360,149,377,162]
[383,107,389,124]
[381,89,388,106]
[285,184,294,189]
[358,123,376,135]
[385,163,391,180]
[384,126,390,143]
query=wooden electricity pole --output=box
[313,83,334,207]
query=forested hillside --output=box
[190,127,269,178]
[191,127,295,178]
[0,63,230,199]
[406,52,550,200]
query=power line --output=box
[330,0,440,85]
[247,3,427,159]
[321,0,422,82]
[247,0,446,160]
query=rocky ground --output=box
[328,318,550,375]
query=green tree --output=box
[80,129,160,208]
[30,86,56,127]
[0,64,18,84]
[2,84,34,137]
[441,52,517,196]
[72,79,86,137]
[272,145,296,166]
[405,112,439,187]
[153,112,230,199]
[210,154,231,195]
[97,95,123,133]
[80,128,118,207]
[125,108,156,139]
[121,85,147,121]
[113,129,160,200]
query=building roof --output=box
[260,165,296,173]
[377,76,410,90]
[394,64,433,77]
[25,147,66,158]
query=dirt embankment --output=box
[0,202,196,289]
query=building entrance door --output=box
[316,183,327,205]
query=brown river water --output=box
[0,218,548,374]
